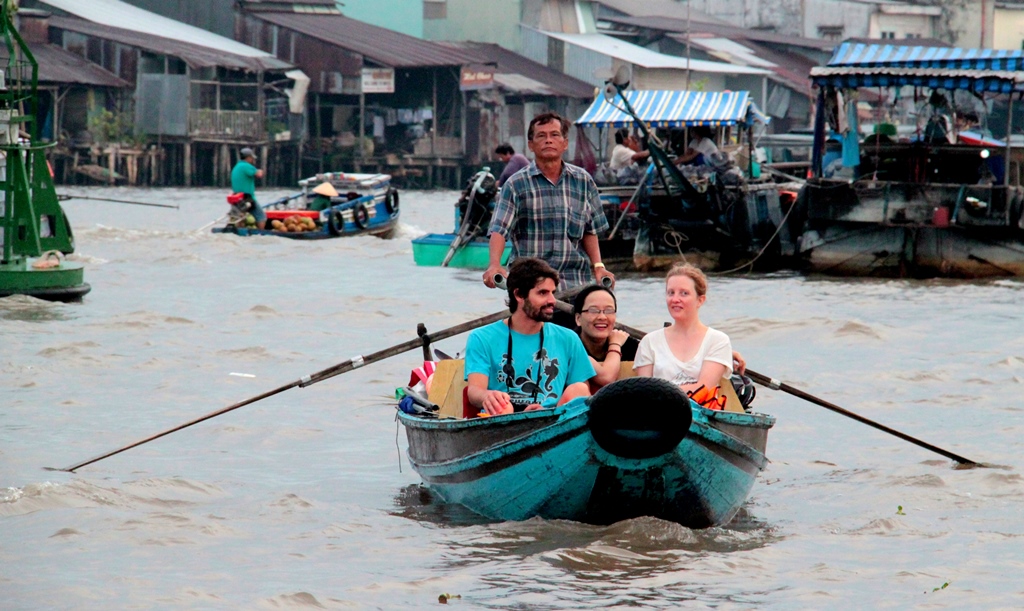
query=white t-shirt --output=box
[689,136,719,159]
[633,327,733,387]
[609,144,635,170]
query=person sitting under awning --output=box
[674,126,718,166]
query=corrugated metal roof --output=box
[594,0,730,25]
[0,41,130,87]
[29,43,131,87]
[439,42,596,99]
[667,34,817,94]
[251,12,478,68]
[575,89,768,127]
[39,0,278,59]
[49,16,292,71]
[492,73,557,96]
[540,30,770,75]
[603,15,836,52]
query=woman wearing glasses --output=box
[573,285,636,392]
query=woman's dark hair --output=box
[495,143,514,156]
[614,128,629,145]
[506,257,559,313]
[573,284,617,314]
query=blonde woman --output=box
[633,263,732,394]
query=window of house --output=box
[140,52,165,74]
[818,25,844,40]
[881,31,896,39]
[62,31,87,58]
[424,0,446,20]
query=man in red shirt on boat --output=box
[465,257,595,415]
[231,147,266,229]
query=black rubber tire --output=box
[385,188,400,214]
[328,210,345,235]
[587,377,692,459]
[353,203,370,229]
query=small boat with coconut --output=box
[213,172,400,239]
[0,4,89,302]
[396,359,774,527]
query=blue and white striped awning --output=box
[827,43,1024,71]
[574,90,768,128]
[811,43,1024,92]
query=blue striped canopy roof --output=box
[812,43,1024,92]
[827,43,1024,70]
[574,90,768,128]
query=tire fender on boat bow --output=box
[587,377,692,459]
[385,188,400,214]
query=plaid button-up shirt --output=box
[489,161,609,289]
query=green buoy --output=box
[0,1,89,302]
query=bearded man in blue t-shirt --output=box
[465,257,595,415]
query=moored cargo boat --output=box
[793,43,1024,277]
[575,87,799,273]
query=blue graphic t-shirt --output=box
[465,320,595,410]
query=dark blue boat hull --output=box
[399,399,774,528]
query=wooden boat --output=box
[397,360,774,527]
[0,6,89,302]
[575,88,799,272]
[793,43,1024,277]
[214,172,399,239]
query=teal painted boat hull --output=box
[398,380,775,527]
[411,233,510,268]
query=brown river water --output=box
[2,186,1023,609]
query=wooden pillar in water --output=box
[1005,96,1013,187]
[261,144,269,186]
[184,142,192,186]
[223,144,232,186]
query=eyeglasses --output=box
[532,131,565,142]
[581,307,616,316]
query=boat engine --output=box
[587,377,692,458]
[456,169,498,236]
[225,192,255,227]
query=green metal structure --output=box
[0,0,89,301]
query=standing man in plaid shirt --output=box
[482,112,616,291]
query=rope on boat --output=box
[31,250,63,269]
[711,194,799,276]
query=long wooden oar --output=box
[56,283,590,473]
[554,301,980,467]
[53,309,510,473]
[742,370,978,466]
[58,194,179,209]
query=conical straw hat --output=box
[312,181,339,197]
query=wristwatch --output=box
[593,262,606,269]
